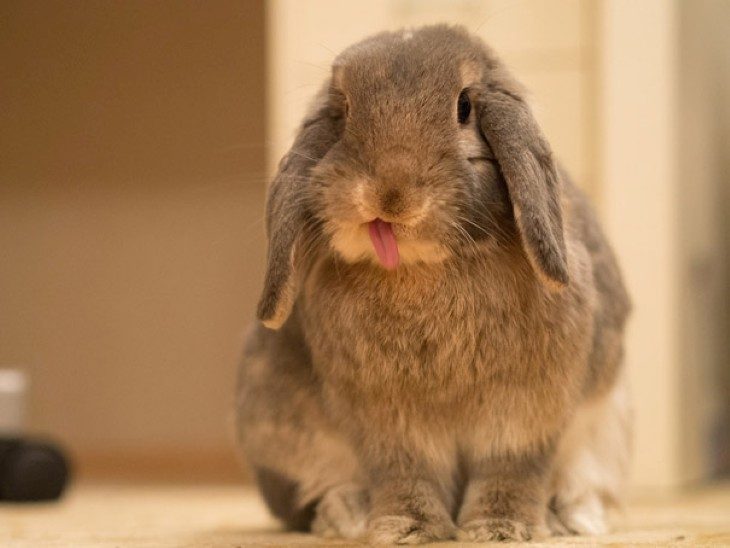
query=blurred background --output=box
[0,0,727,491]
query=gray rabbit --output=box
[236,25,631,544]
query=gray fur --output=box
[237,25,630,543]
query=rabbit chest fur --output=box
[301,237,594,455]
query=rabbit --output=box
[236,24,631,544]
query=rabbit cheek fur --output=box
[237,25,630,544]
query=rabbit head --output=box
[258,25,569,329]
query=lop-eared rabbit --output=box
[236,25,631,544]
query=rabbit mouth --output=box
[328,218,449,270]
[367,218,400,270]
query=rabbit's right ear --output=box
[476,85,570,288]
[257,85,342,329]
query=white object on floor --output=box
[0,368,27,435]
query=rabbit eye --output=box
[457,89,471,124]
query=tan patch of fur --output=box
[459,59,482,87]
[331,64,344,91]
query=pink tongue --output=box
[368,219,400,270]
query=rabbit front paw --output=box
[311,483,368,539]
[457,517,546,542]
[548,493,607,536]
[368,513,456,545]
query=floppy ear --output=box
[257,86,342,329]
[477,87,569,288]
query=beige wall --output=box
[0,1,266,477]
[599,0,730,488]
[598,0,682,489]
[677,0,730,479]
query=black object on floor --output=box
[0,438,69,502]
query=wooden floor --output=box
[0,482,728,546]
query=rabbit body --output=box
[237,25,630,543]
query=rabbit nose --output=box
[379,188,405,216]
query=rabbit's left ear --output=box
[477,87,569,288]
